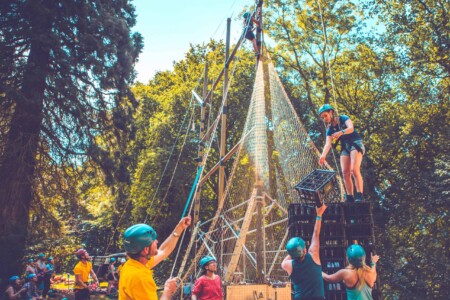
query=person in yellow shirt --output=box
[73,249,99,300]
[119,216,191,300]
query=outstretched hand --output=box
[316,203,327,216]
[371,253,380,264]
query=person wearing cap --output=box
[119,216,191,300]
[42,257,55,298]
[73,249,99,300]
[282,204,327,300]
[322,244,380,300]
[107,257,118,295]
[4,276,26,299]
[25,259,37,276]
[191,256,223,300]
[35,253,47,292]
[318,104,366,202]
[23,274,41,300]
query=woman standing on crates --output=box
[318,104,365,202]
[322,244,379,300]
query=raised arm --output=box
[151,216,191,267]
[309,204,327,264]
[364,254,380,287]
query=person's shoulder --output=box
[340,115,350,121]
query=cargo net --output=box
[176,53,342,295]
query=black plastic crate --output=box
[294,169,340,206]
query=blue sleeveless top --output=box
[346,281,373,300]
[290,254,325,299]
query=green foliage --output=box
[264,0,449,298]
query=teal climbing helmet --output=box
[9,276,19,283]
[347,244,366,267]
[318,104,335,115]
[110,257,116,262]
[26,274,36,280]
[243,12,251,19]
[38,253,45,258]
[286,237,306,258]
[199,256,216,269]
[123,224,157,254]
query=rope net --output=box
[177,52,340,289]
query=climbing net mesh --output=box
[176,53,338,287]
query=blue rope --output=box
[182,166,203,218]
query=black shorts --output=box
[74,288,90,300]
[107,273,117,281]
[245,29,255,40]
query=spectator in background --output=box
[35,253,47,292]
[25,259,36,276]
[23,274,41,300]
[4,276,26,300]
[42,256,55,298]
[106,257,118,295]
[73,249,99,300]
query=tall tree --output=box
[0,0,142,283]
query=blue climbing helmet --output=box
[199,256,216,269]
[318,104,335,115]
[9,276,19,283]
[38,253,45,259]
[243,12,251,19]
[28,258,34,263]
[123,224,157,254]
[347,244,366,267]
[47,256,53,262]
[286,237,306,258]
[26,274,36,281]
[110,257,116,263]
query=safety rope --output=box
[144,95,195,223]
[315,0,345,199]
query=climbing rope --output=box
[315,0,345,199]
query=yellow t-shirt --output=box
[73,261,93,290]
[118,257,157,300]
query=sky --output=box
[132,0,256,83]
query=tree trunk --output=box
[0,1,51,287]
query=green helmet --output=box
[347,244,366,267]
[318,104,335,115]
[199,255,216,269]
[286,237,306,258]
[123,224,157,254]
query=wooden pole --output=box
[218,18,231,208]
